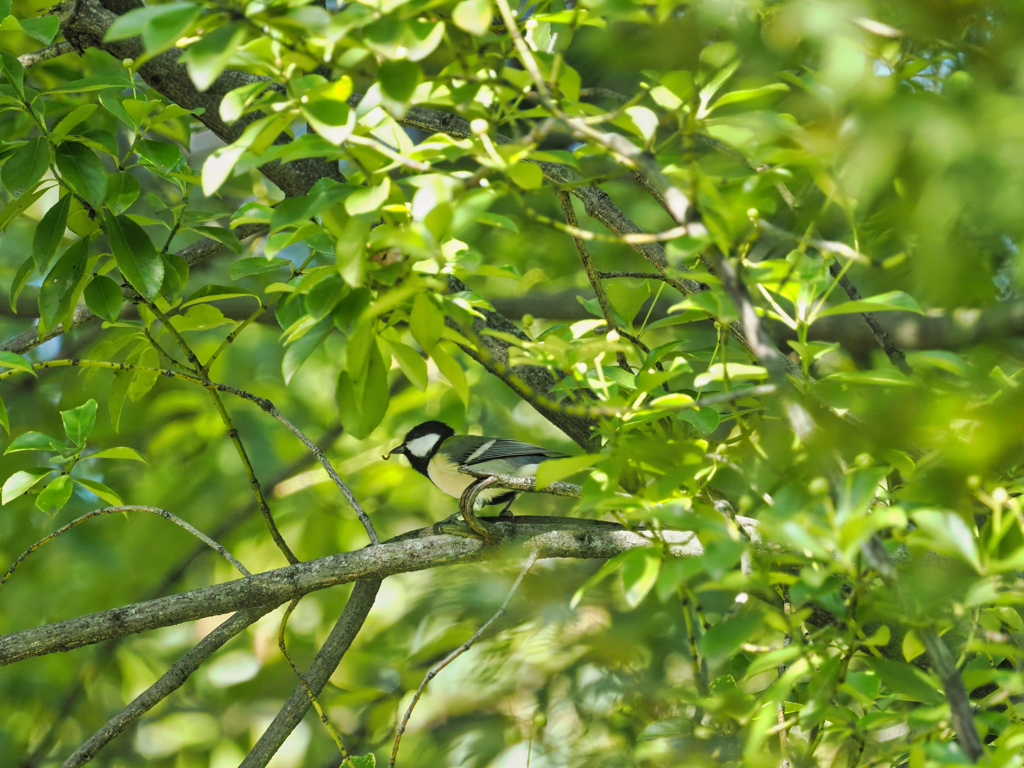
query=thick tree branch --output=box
[446,275,598,451]
[0,517,735,666]
[63,0,343,197]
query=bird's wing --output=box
[446,437,567,467]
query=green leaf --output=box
[699,612,762,668]
[9,255,34,311]
[128,347,159,402]
[709,83,789,111]
[55,142,108,208]
[378,59,421,104]
[910,509,981,571]
[638,717,691,741]
[621,549,661,608]
[606,278,650,326]
[103,213,164,299]
[1,51,24,94]
[661,70,695,102]
[32,194,71,273]
[73,477,124,505]
[35,475,73,516]
[230,257,289,280]
[188,225,241,254]
[383,338,427,391]
[221,81,268,124]
[0,395,7,434]
[506,162,543,190]
[570,550,632,609]
[282,319,331,385]
[817,290,924,318]
[108,371,131,432]
[169,304,235,332]
[0,351,37,376]
[346,178,391,216]
[2,137,50,197]
[61,399,97,445]
[141,2,200,53]
[180,22,245,92]
[84,274,124,323]
[86,446,147,462]
[430,343,468,406]
[452,0,493,36]
[306,276,346,322]
[1,468,53,504]
[51,103,98,140]
[902,629,925,662]
[50,74,133,94]
[38,237,89,333]
[0,182,53,232]
[409,293,443,352]
[181,284,259,308]
[105,171,140,214]
[474,211,519,232]
[342,755,376,768]
[535,454,599,490]
[693,363,768,387]
[864,658,944,705]
[18,15,60,44]
[300,77,355,145]
[336,340,390,439]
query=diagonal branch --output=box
[1,505,250,587]
[60,605,273,768]
[240,579,382,768]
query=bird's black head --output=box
[386,420,455,475]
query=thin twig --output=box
[143,299,300,565]
[390,552,539,767]
[1,506,250,587]
[277,599,350,757]
[557,192,630,372]
[457,469,582,499]
[18,41,74,68]
[826,261,912,375]
[59,605,272,768]
[241,579,382,768]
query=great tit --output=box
[385,420,567,515]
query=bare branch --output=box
[558,192,631,373]
[60,605,273,768]
[457,469,583,499]
[18,41,74,68]
[1,505,250,587]
[390,552,538,767]
[0,517,737,666]
[241,579,382,768]
[826,261,912,375]
[921,630,984,762]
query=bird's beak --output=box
[383,444,406,460]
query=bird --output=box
[384,420,568,517]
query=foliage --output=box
[1,0,1024,766]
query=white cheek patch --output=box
[405,434,441,458]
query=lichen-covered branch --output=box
[0,516,736,666]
